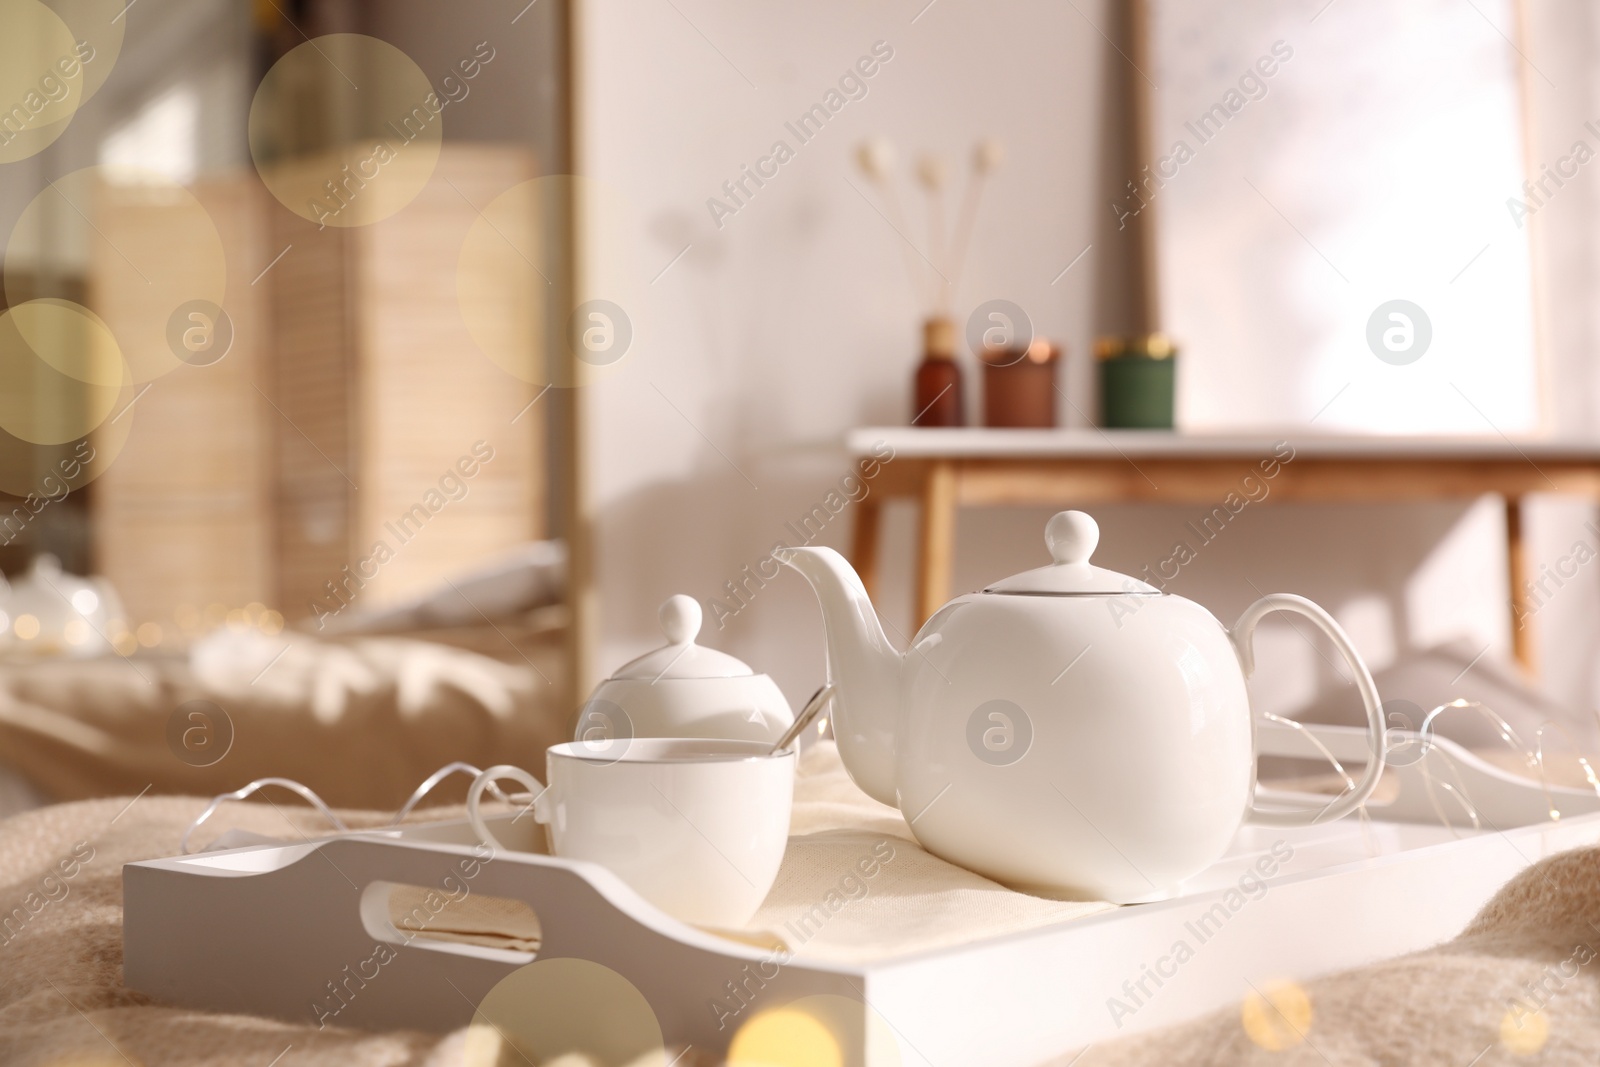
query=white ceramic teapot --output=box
[783,511,1386,903]
[575,595,794,745]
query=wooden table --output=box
[846,429,1600,676]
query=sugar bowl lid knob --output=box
[1046,510,1099,565]
[659,594,702,645]
[611,594,749,679]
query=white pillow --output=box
[317,540,566,634]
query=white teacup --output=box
[468,738,795,928]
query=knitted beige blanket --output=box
[1,795,459,1066]
[1054,844,1600,1065]
[5,789,1598,1064]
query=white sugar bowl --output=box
[575,595,794,745]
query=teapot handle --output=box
[1231,594,1387,826]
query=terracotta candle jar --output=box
[981,337,1059,428]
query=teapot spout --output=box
[782,546,903,807]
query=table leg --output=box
[915,461,957,628]
[1506,495,1537,677]
[850,495,882,602]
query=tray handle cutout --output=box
[359,879,540,966]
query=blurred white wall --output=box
[577,0,1600,733]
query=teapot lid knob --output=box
[1046,511,1098,565]
[659,594,702,645]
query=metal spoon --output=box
[769,684,836,755]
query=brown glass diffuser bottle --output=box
[912,316,964,426]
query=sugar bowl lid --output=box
[982,511,1157,595]
[610,595,754,679]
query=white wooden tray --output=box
[123,724,1600,1065]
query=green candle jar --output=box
[1097,334,1176,429]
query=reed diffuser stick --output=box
[947,139,1004,306]
[918,154,950,312]
[858,138,940,311]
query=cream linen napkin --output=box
[390,739,1114,963]
[743,740,1114,964]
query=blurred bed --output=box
[0,542,573,815]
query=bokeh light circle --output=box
[1500,1005,1549,1056]
[43,0,126,108]
[0,301,129,444]
[0,396,133,499]
[4,166,227,383]
[730,1008,842,1067]
[729,994,902,1067]
[457,175,641,388]
[9,298,124,385]
[0,0,83,163]
[0,296,134,498]
[1240,980,1311,1051]
[465,957,664,1066]
[250,34,443,228]
[0,0,128,163]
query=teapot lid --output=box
[611,595,755,679]
[983,511,1158,595]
